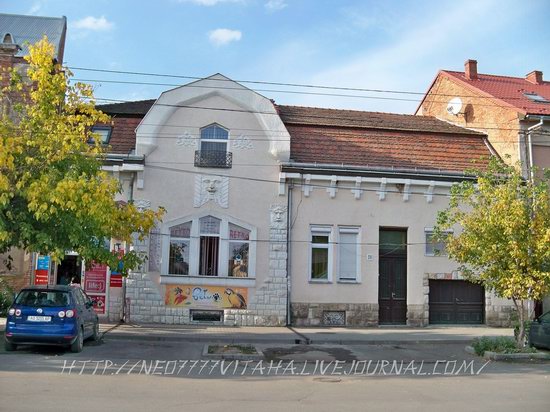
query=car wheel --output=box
[4,341,17,352]
[92,322,100,342]
[70,327,84,353]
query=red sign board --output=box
[84,263,107,294]
[34,270,49,285]
[110,274,123,288]
[88,294,106,314]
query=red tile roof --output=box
[441,70,550,115]
[278,105,493,174]
[105,116,142,155]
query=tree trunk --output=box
[513,298,526,348]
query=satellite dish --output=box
[446,97,463,115]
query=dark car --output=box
[529,310,550,350]
[4,285,100,353]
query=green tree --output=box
[0,37,164,273]
[435,158,550,347]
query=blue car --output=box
[4,285,100,353]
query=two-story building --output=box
[417,59,550,315]
[97,74,515,327]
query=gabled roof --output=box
[0,13,67,60]
[436,70,550,116]
[278,105,493,175]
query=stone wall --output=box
[291,303,378,326]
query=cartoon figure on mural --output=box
[225,288,246,309]
[174,287,188,305]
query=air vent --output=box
[190,310,223,323]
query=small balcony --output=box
[194,150,233,168]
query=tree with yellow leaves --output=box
[0,37,164,274]
[435,157,550,347]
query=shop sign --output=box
[88,294,106,314]
[34,255,50,285]
[84,263,107,294]
[165,285,248,309]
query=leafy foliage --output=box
[0,278,15,316]
[0,37,164,273]
[435,157,550,347]
[471,336,536,355]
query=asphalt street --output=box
[1,334,549,411]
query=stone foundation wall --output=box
[291,303,378,326]
[407,304,428,327]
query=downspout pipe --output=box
[286,180,293,326]
[525,115,550,181]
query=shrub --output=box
[472,336,536,355]
[0,278,15,316]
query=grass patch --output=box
[208,344,257,355]
[471,336,537,356]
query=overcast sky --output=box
[4,0,550,113]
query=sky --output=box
[3,0,550,113]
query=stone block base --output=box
[291,303,378,326]
[407,304,429,327]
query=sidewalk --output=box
[1,317,513,345]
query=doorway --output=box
[378,228,407,324]
[56,255,82,285]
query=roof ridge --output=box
[0,13,66,21]
[277,104,439,119]
[442,69,548,82]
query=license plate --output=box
[27,316,51,322]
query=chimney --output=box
[526,70,543,85]
[464,59,478,80]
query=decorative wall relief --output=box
[133,199,151,212]
[233,134,253,150]
[270,204,287,229]
[175,131,197,148]
[194,175,229,208]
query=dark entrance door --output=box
[378,229,407,324]
[429,280,484,324]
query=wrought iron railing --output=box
[194,150,233,168]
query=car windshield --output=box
[15,290,71,307]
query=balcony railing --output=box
[194,150,233,168]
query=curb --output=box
[465,345,550,361]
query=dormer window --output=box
[194,123,232,168]
[524,92,550,104]
[89,126,112,145]
[3,33,13,44]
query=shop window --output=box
[169,222,191,275]
[228,223,250,277]
[165,215,255,278]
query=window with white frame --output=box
[425,229,450,256]
[200,124,228,154]
[310,226,332,281]
[228,223,250,277]
[338,227,360,281]
[165,215,255,278]
[169,222,191,275]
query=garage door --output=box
[429,280,484,324]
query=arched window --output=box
[195,124,232,168]
[165,214,255,278]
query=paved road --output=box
[1,335,549,411]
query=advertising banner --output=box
[110,274,123,288]
[165,285,248,309]
[84,263,107,294]
[88,294,106,314]
[34,255,50,285]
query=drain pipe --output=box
[286,179,293,326]
[525,115,549,180]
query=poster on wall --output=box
[88,294,106,314]
[34,255,50,285]
[84,263,107,293]
[165,285,248,309]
